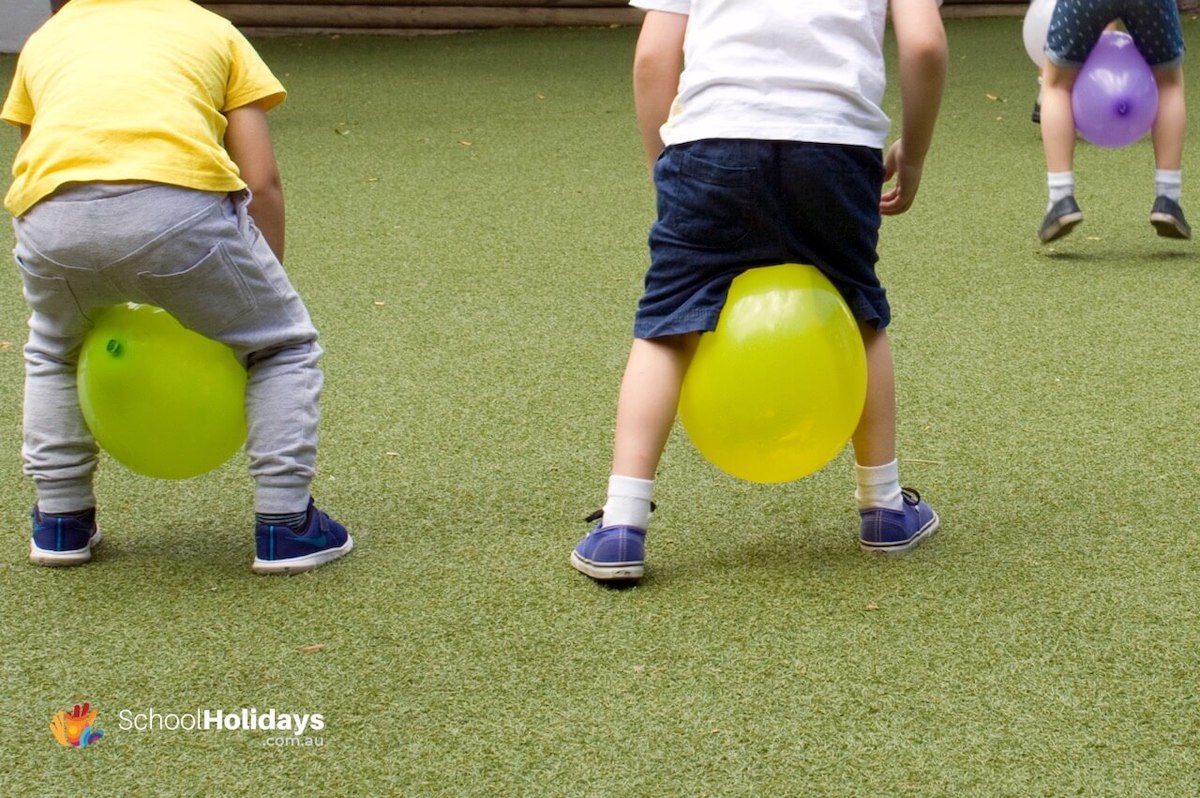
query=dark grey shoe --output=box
[1039,195,1083,243]
[1150,196,1191,240]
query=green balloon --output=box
[77,303,248,479]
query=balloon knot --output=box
[105,339,122,356]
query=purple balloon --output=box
[1072,31,1158,148]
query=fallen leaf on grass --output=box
[298,643,326,654]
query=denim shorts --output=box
[634,139,888,339]
[1046,0,1185,68]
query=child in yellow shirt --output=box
[3,0,353,573]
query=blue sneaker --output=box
[1039,195,1083,243]
[252,499,352,575]
[30,505,101,566]
[570,511,645,582]
[1150,196,1191,239]
[859,488,939,554]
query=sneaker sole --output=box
[1039,212,1083,243]
[1150,213,1191,239]
[29,528,102,567]
[252,537,354,575]
[570,550,643,581]
[859,512,939,555]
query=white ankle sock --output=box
[1155,169,1182,202]
[602,475,655,529]
[1047,171,1074,209]
[855,460,903,511]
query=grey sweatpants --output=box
[12,182,323,515]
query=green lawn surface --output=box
[1,16,1199,796]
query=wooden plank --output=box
[203,4,642,27]
[205,0,1032,4]
[205,0,629,6]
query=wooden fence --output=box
[197,1,1198,32]
[198,0,1034,32]
[200,0,642,30]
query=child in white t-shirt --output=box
[571,0,948,583]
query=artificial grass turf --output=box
[2,14,1200,796]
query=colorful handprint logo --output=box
[50,702,104,747]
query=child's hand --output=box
[880,139,924,216]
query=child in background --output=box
[1038,0,1189,243]
[3,0,352,573]
[570,0,948,583]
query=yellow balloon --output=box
[678,264,867,483]
[77,303,248,479]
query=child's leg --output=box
[21,323,99,514]
[137,188,325,518]
[1038,62,1085,242]
[851,322,938,552]
[1124,0,1188,237]
[1040,62,1078,178]
[604,333,698,527]
[1148,66,1189,238]
[13,197,119,515]
[571,333,696,581]
[124,188,348,572]
[850,322,901,512]
[611,334,698,481]
[14,191,125,565]
[1150,66,1185,174]
[849,322,895,470]
[1148,66,1189,240]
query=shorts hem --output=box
[633,310,720,340]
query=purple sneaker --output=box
[570,511,645,582]
[253,499,353,575]
[859,488,939,554]
[30,505,101,566]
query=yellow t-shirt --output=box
[2,0,286,216]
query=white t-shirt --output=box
[631,0,892,149]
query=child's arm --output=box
[633,10,687,173]
[881,0,947,215]
[223,101,286,261]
